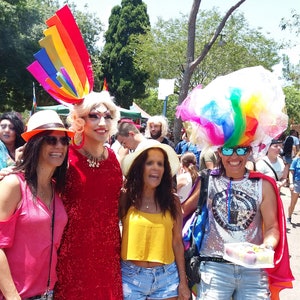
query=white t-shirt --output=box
[176,172,193,203]
[255,156,285,181]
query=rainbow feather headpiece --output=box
[176,66,288,152]
[27,5,94,105]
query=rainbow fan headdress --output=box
[176,66,288,153]
[27,5,94,105]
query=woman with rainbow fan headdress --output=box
[176,66,294,300]
[27,5,123,299]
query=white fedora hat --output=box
[121,143,180,177]
[22,110,74,141]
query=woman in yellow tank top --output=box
[120,143,190,300]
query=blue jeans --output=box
[121,260,179,299]
[196,261,270,300]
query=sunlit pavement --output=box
[277,186,300,300]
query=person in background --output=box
[177,151,200,204]
[0,112,25,169]
[255,139,287,192]
[287,150,300,224]
[145,115,175,148]
[175,130,201,168]
[54,91,124,299]
[198,148,217,171]
[282,129,299,187]
[120,144,190,300]
[117,121,159,152]
[0,110,72,300]
[176,66,294,299]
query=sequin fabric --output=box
[54,146,123,299]
[200,174,263,257]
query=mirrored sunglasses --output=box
[43,136,70,146]
[221,147,250,156]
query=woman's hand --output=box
[178,280,191,300]
[14,145,25,164]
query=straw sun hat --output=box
[21,110,74,141]
[121,143,180,177]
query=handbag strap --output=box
[196,169,211,211]
[191,169,211,235]
[46,196,55,296]
[262,159,279,181]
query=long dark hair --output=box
[122,147,178,219]
[14,131,69,196]
[0,112,25,148]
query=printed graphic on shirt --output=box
[212,189,257,231]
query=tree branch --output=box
[190,0,247,71]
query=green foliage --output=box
[280,9,300,38]
[100,0,150,108]
[282,55,300,88]
[280,9,300,87]
[133,9,280,91]
[134,89,178,124]
[0,0,57,112]
[0,0,103,113]
[284,85,300,125]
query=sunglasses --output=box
[221,147,250,156]
[43,136,70,146]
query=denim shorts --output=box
[121,260,179,299]
[196,261,270,300]
[293,181,300,193]
[284,155,293,164]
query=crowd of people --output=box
[0,82,298,299]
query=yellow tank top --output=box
[121,206,175,264]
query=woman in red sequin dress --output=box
[55,91,123,299]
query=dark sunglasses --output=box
[221,147,250,156]
[43,136,70,146]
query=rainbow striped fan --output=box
[27,5,94,105]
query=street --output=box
[278,186,300,299]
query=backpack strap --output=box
[196,169,211,211]
[262,159,279,181]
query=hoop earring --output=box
[72,132,85,149]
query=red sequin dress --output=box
[54,146,123,299]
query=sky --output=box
[63,0,299,63]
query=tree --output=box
[284,85,300,125]
[0,0,58,112]
[100,0,150,108]
[133,10,280,90]
[0,0,103,112]
[280,9,300,88]
[172,0,249,144]
[132,6,280,130]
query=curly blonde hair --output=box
[67,91,120,137]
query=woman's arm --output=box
[0,175,22,300]
[181,179,200,218]
[0,175,21,220]
[260,179,280,249]
[0,249,20,300]
[172,198,191,300]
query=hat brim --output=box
[121,143,179,176]
[21,128,75,142]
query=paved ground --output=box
[277,186,300,300]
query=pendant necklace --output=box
[83,147,106,168]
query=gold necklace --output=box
[83,147,106,168]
